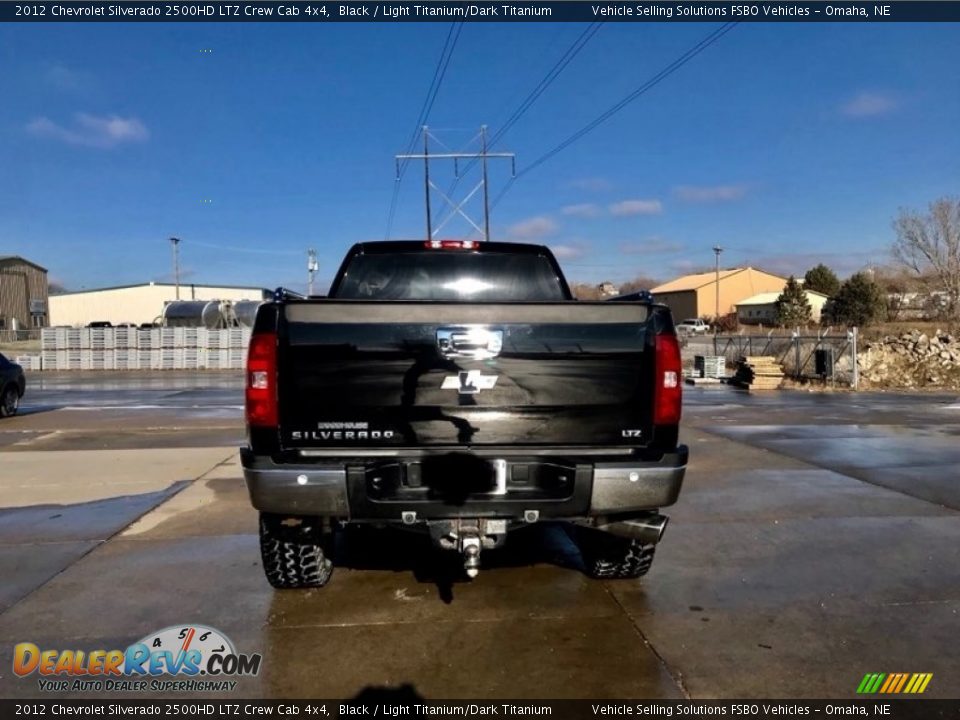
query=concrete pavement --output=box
[0,374,958,698]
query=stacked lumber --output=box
[733,356,784,391]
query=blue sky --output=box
[1,21,958,292]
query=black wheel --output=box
[572,526,657,580]
[259,513,334,589]
[0,386,19,418]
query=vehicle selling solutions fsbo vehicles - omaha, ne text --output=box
[240,240,687,587]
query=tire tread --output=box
[574,527,657,580]
[259,514,333,589]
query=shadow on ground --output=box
[329,523,584,603]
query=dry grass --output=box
[0,340,41,356]
[723,320,957,340]
[859,320,957,342]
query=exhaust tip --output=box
[596,515,669,545]
[651,514,669,544]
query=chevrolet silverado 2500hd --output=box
[241,240,687,588]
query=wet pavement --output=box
[0,373,958,698]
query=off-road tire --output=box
[0,386,19,418]
[259,513,334,589]
[573,527,657,580]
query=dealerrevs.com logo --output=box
[14,625,262,693]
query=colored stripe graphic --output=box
[857,673,887,695]
[883,673,902,693]
[858,672,932,694]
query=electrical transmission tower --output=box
[396,126,515,242]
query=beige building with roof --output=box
[737,289,830,325]
[49,282,269,327]
[651,268,788,321]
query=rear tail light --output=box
[246,331,277,427]
[654,333,682,425]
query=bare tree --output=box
[892,196,960,319]
[617,275,661,294]
[570,283,603,301]
[873,265,923,321]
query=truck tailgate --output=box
[278,301,657,449]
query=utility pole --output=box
[170,237,181,300]
[397,126,515,242]
[307,248,318,296]
[481,125,491,242]
[423,128,433,240]
[713,245,723,326]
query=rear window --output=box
[333,251,566,301]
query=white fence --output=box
[14,327,253,371]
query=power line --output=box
[522,23,737,177]
[489,23,602,148]
[445,23,602,199]
[399,23,464,178]
[386,22,464,239]
[492,23,739,211]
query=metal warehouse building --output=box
[0,256,49,333]
[651,267,787,321]
[48,282,270,327]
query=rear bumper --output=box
[589,452,687,513]
[241,446,687,521]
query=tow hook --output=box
[428,519,506,578]
[461,534,482,578]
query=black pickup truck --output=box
[241,240,687,588]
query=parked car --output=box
[0,353,25,418]
[242,240,687,588]
[677,318,709,334]
[86,321,113,328]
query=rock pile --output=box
[859,329,960,389]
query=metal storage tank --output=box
[233,300,262,328]
[162,301,224,329]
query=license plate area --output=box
[361,456,577,503]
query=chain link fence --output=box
[0,329,41,344]
[682,329,861,388]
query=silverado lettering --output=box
[290,430,395,441]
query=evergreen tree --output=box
[803,263,841,296]
[775,276,813,327]
[827,272,885,327]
